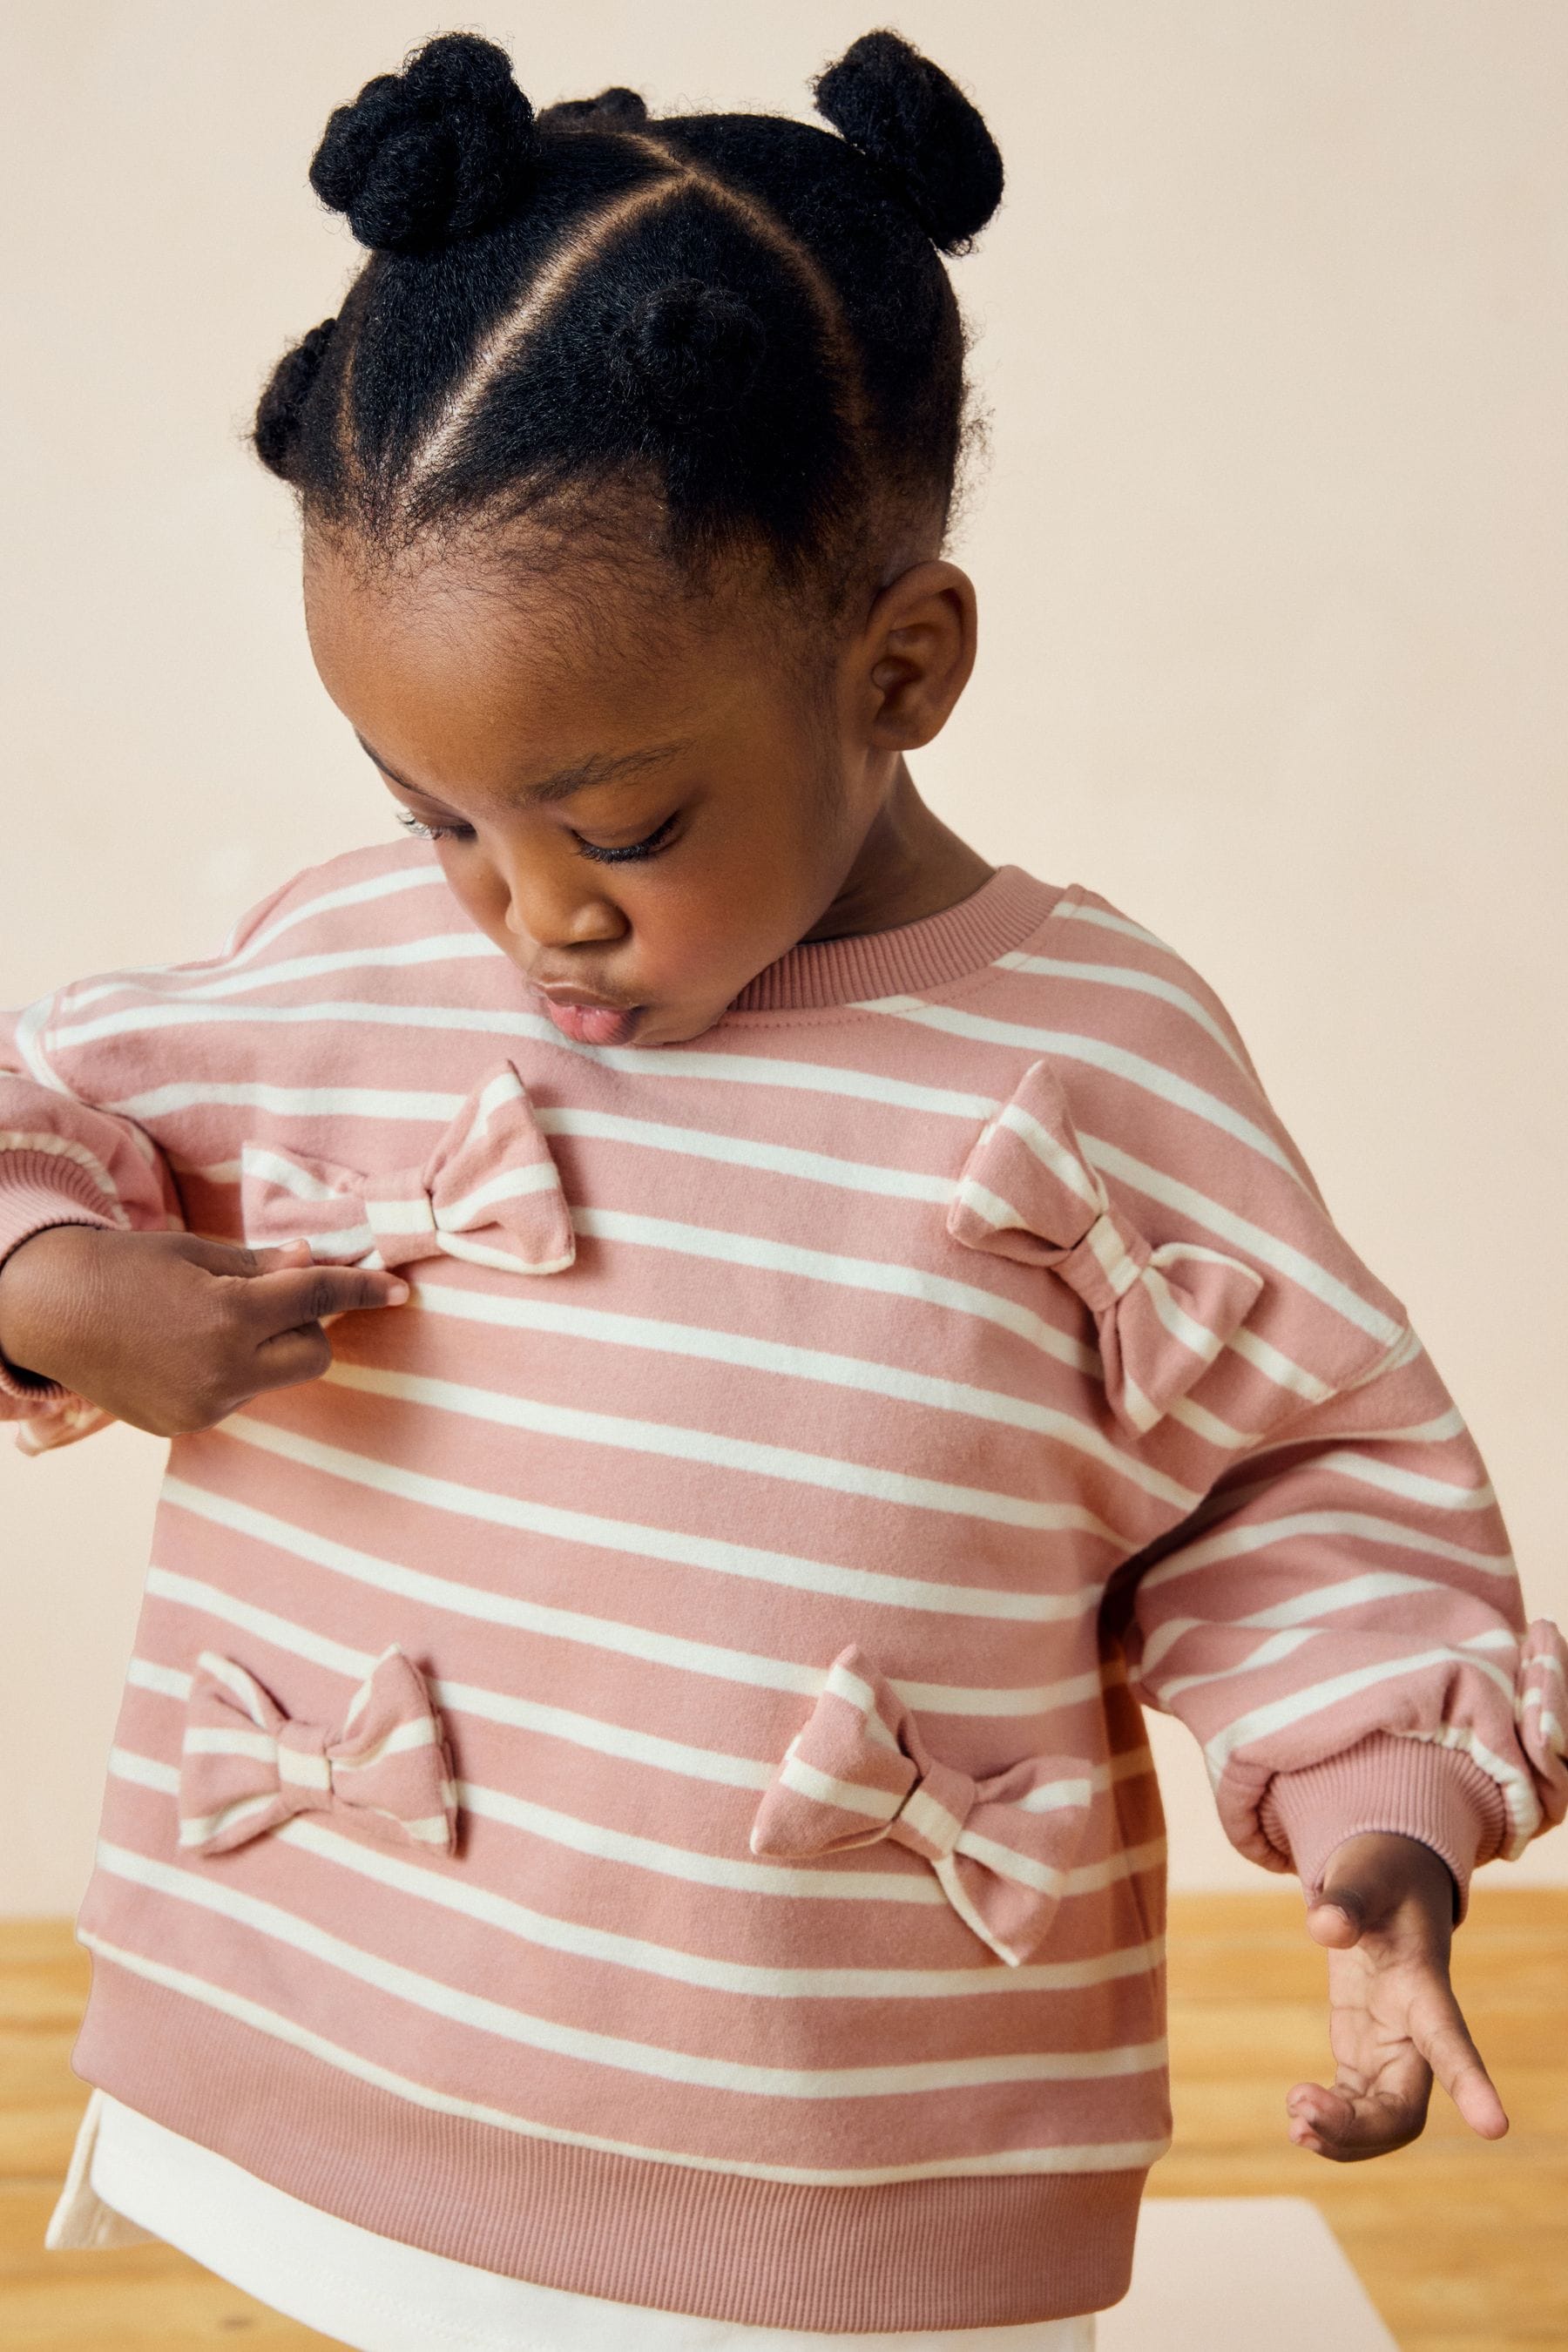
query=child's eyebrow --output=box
[355,733,690,808]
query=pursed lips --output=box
[528,982,645,1047]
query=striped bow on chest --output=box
[239,1055,574,1276]
[749,1645,1096,1967]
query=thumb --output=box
[172,1233,315,1279]
[1305,1858,1372,1950]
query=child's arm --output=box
[0,871,407,1449]
[1127,1330,1556,1908]
[1122,1321,1565,2157]
[967,890,1563,2158]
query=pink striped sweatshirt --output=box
[3,843,1564,2334]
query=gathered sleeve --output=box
[943,896,1565,1922]
[0,870,297,1451]
[1121,1327,1565,1919]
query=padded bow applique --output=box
[1517,1619,1568,1837]
[240,1055,574,1276]
[178,1646,458,1858]
[748,1644,1096,1966]
[947,1057,1265,1436]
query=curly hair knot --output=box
[813,29,1004,253]
[308,31,537,254]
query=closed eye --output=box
[393,808,679,863]
[394,809,473,844]
[571,814,679,864]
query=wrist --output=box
[1259,1730,1505,1924]
[1315,1829,1459,1928]
[0,1222,103,1388]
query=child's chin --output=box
[608,998,731,1048]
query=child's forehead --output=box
[301,524,813,788]
[305,520,819,698]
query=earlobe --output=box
[862,559,977,750]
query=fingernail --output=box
[386,1280,410,1302]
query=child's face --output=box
[303,531,967,1047]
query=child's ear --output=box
[858,560,977,750]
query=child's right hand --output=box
[0,1226,409,1438]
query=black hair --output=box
[253,28,1004,614]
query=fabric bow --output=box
[178,1646,458,1858]
[748,1644,1095,1966]
[1517,1618,1568,1839]
[240,1055,574,1276]
[947,1057,1264,1436]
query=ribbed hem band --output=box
[74,1960,1149,2332]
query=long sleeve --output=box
[0,868,299,1451]
[947,883,1567,1922]
[33,851,1562,2328]
[1122,1250,1565,1922]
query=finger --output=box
[1284,2078,1358,2154]
[241,1262,409,1338]
[174,1233,317,1280]
[1307,1840,1409,1949]
[1313,1834,1456,1946]
[247,1321,336,1391]
[1410,1977,1510,2139]
[1297,2088,1354,2154]
[1305,1892,1365,1950]
[1283,2044,1433,2161]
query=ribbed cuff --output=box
[0,1153,118,1402]
[1258,1730,1508,1924]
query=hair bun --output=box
[309,31,537,255]
[253,317,336,479]
[537,86,649,132]
[612,280,766,421]
[812,29,1003,253]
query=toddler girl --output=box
[6,30,1564,2352]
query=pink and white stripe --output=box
[3,841,1561,2333]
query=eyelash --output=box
[393,808,678,864]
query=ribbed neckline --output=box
[724,864,1064,1014]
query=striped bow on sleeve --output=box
[948,1055,1265,1436]
[1121,1329,1568,1915]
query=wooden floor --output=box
[2,1890,1563,2350]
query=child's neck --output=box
[801,759,996,943]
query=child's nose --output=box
[498,852,626,954]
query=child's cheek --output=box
[630,878,761,996]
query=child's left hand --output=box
[1283,1829,1510,2161]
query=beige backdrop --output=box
[3,2,1565,1915]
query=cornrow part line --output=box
[398,172,686,510]
[623,132,869,456]
[402,135,868,529]
[264,36,995,591]
[328,274,374,513]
